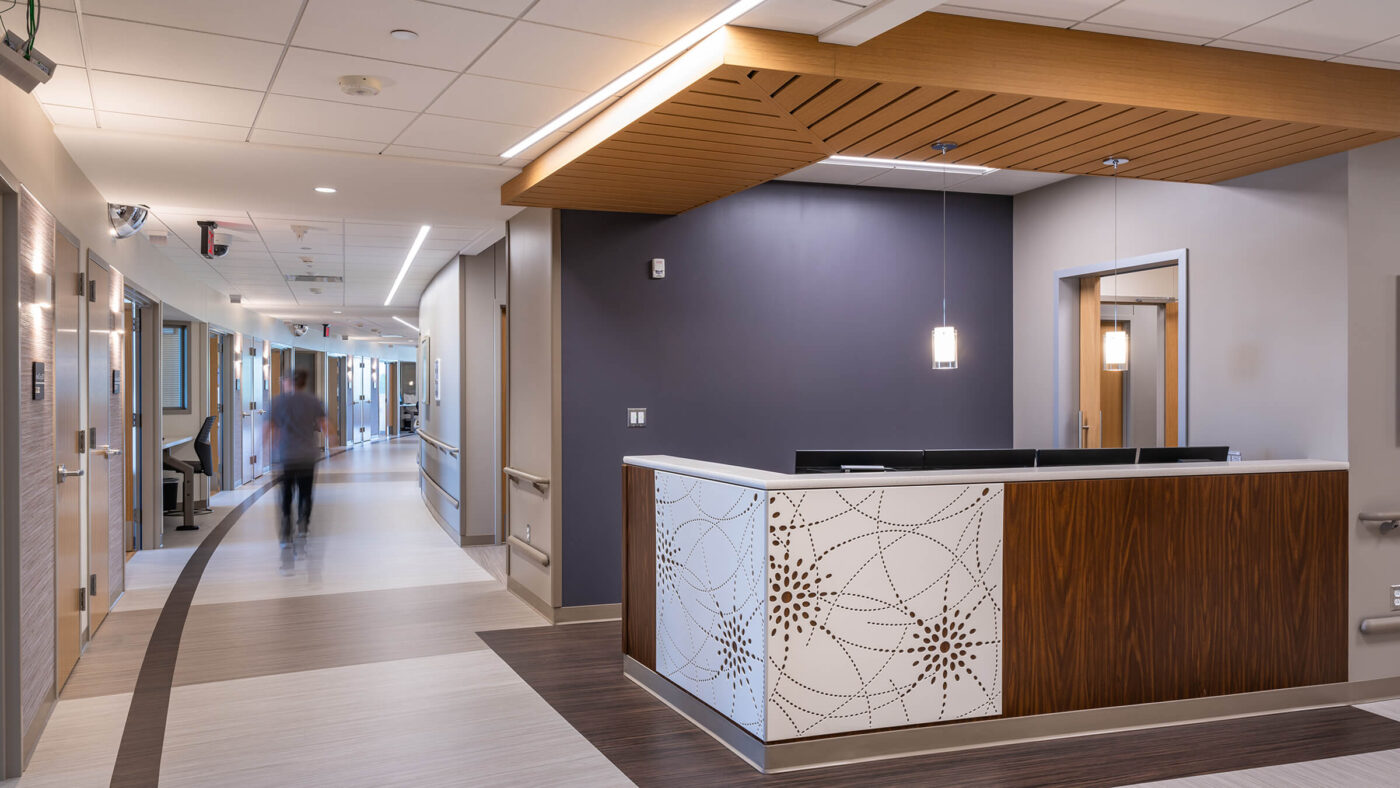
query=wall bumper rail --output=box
[504,466,550,493]
[419,467,460,510]
[506,534,550,566]
[418,430,460,458]
[1359,616,1400,635]
[1359,512,1400,534]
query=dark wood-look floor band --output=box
[109,480,275,788]
[317,471,419,484]
[480,622,1400,787]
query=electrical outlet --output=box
[1391,584,1400,612]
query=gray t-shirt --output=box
[268,390,326,466]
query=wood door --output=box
[123,302,136,553]
[86,260,114,632]
[1077,277,1101,448]
[327,357,344,446]
[1164,302,1179,447]
[1100,321,1126,448]
[54,233,83,690]
[207,335,222,493]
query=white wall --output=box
[418,257,462,537]
[1013,154,1350,462]
[1346,138,1400,681]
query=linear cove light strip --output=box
[500,0,770,159]
[384,225,432,306]
[825,155,998,176]
[392,315,421,333]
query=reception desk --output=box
[620,456,1349,771]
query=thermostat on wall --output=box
[650,258,665,279]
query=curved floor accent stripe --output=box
[109,479,275,788]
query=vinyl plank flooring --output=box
[1126,748,1400,787]
[462,544,508,585]
[58,609,160,700]
[480,622,1400,788]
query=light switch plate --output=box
[1391,584,1400,612]
[628,407,647,427]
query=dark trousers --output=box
[278,464,316,540]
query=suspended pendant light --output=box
[932,141,958,370]
[1103,157,1129,372]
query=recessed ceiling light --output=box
[332,310,342,314]
[314,186,337,194]
[390,29,418,40]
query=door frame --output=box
[1052,249,1189,448]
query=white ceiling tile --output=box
[945,170,1076,194]
[83,17,283,90]
[1071,22,1211,46]
[1346,34,1400,62]
[1206,38,1332,60]
[254,94,416,142]
[44,104,97,128]
[736,0,863,35]
[428,74,584,126]
[293,0,510,71]
[949,0,1117,21]
[271,48,456,112]
[34,10,85,66]
[382,144,505,166]
[97,112,250,141]
[1224,0,1400,55]
[426,0,534,16]
[248,129,386,154]
[936,4,1076,27]
[34,66,93,108]
[346,222,423,237]
[396,114,531,155]
[1086,0,1299,40]
[89,72,263,125]
[776,161,885,186]
[525,0,731,46]
[80,0,302,43]
[468,21,657,92]
[850,167,982,191]
[1331,54,1400,69]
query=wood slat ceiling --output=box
[503,14,1400,215]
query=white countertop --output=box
[623,455,1349,490]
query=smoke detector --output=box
[338,75,381,97]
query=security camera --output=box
[289,323,310,337]
[197,220,231,259]
[209,243,229,258]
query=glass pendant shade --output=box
[1103,329,1128,372]
[932,325,958,369]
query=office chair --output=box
[189,415,216,514]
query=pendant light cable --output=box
[941,148,948,327]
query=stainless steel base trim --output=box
[554,602,621,624]
[506,575,555,624]
[624,660,1400,774]
[623,656,769,772]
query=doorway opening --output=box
[1054,250,1187,449]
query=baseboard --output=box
[625,659,1400,774]
[461,534,496,546]
[507,576,556,623]
[554,603,621,624]
[21,687,55,769]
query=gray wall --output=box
[462,241,507,543]
[1013,154,1350,462]
[1346,139,1400,681]
[560,181,1014,607]
[418,257,461,537]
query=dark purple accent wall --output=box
[560,181,1013,606]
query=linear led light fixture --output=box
[392,316,421,333]
[500,0,770,159]
[384,225,432,306]
[824,155,998,176]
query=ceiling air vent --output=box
[285,275,344,283]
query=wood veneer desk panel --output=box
[1003,470,1348,717]
[621,462,1348,725]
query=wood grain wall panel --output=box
[17,190,56,736]
[107,266,125,603]
[1003,471,1348,718]
[503,13,1400,213]
[621,465,656,671]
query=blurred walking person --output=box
[264,369,328,547]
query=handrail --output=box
[1359,616,1400,635]
[417,430,460,458]
[503,466,550,493]
[507,535,550,566]
[1359,512,1400,534]
[419,467,460,510]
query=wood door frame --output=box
[1053,249,1189,448]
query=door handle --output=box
[1077,410,1090,448]
[57,465,85,483]
[94,445,122,457]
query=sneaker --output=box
[296,519,309,537]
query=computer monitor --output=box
[922,449,1037,471]
[1137,446,1230,464]
[794,450,924,474]
[1035,448,1139,467]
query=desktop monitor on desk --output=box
[922,449,1036,470]
[1138,445,1230,463]
[1035,448,1139,467]
[795,450,923,474]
